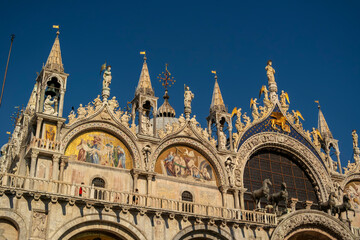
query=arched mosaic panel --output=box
[65,131,133,169]
[155,146,217,185]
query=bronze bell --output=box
[45,83,57,97]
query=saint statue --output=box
[352,129,358,149]
[218,127,227,149]
[103,66,112,89]
[184,86,194,109]
[265,60,275,84]
[141,112,151,134]
[43,95,57,116]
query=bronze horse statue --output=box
[251,179,272,209]
[333,194,356,221]
[319,192,336,215]
[268,182,288,215]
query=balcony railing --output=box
[28,137,62,152]
[0,173,277,226]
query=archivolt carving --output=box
[172,224,232,240]
[0,209,28,240]
[341,172,360,189]
[50,213,147,240]
[150,137,227,186]
[271,210,354,240]
[236,132,331,201]
[61,121,141,169]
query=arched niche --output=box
[236,132,332,201]
[64,131,133,169]
[151,137,227,186]
[243,148,319,210]
[62,122,141,169]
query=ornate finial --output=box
[211,70,217,80]
[315,100,321,109]
[140,51,146,61]
[53,25,60,36]
[158,63,176,91]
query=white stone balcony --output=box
[27,137,62,153]
[0,172,277,226]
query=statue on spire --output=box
[265,60,276,84]
[184,85,194,119]
[352,129,358,149]
[102,65,112,89]
[100,63,112,101]
[265,60,278,101]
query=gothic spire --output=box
[136,54,154,96]
[317,104,333,140]
[210,75,226,112]
[45,30,64,72]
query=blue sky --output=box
[0,1,359,168]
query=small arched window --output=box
[181,191,193,213]
[182,191,193,202]
[92,177,105,199]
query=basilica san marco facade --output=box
[0,31,359,240]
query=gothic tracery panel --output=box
[65,131,133,169]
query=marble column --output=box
[35,118,43,138]
[58,89,65,117]
[233,189,240,209]
[29,150,39,178]
[52,154,60,180]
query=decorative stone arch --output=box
[150,136,228,186]
[0,209,28,239]
[44,72,66,90]
[61,121,142,169]
[50,213,147,240]
[341,172,360,189]
[236,132,332,201]
[270,210,355,240]
[172,224,232,240]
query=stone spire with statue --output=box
[265,60,278,101]
[184,85,194,119]
[100,63,112,101]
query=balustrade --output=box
[28,137,62,152]
[0,172,277,225]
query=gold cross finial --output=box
[158,63,175,91]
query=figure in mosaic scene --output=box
[156,146,215,183]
